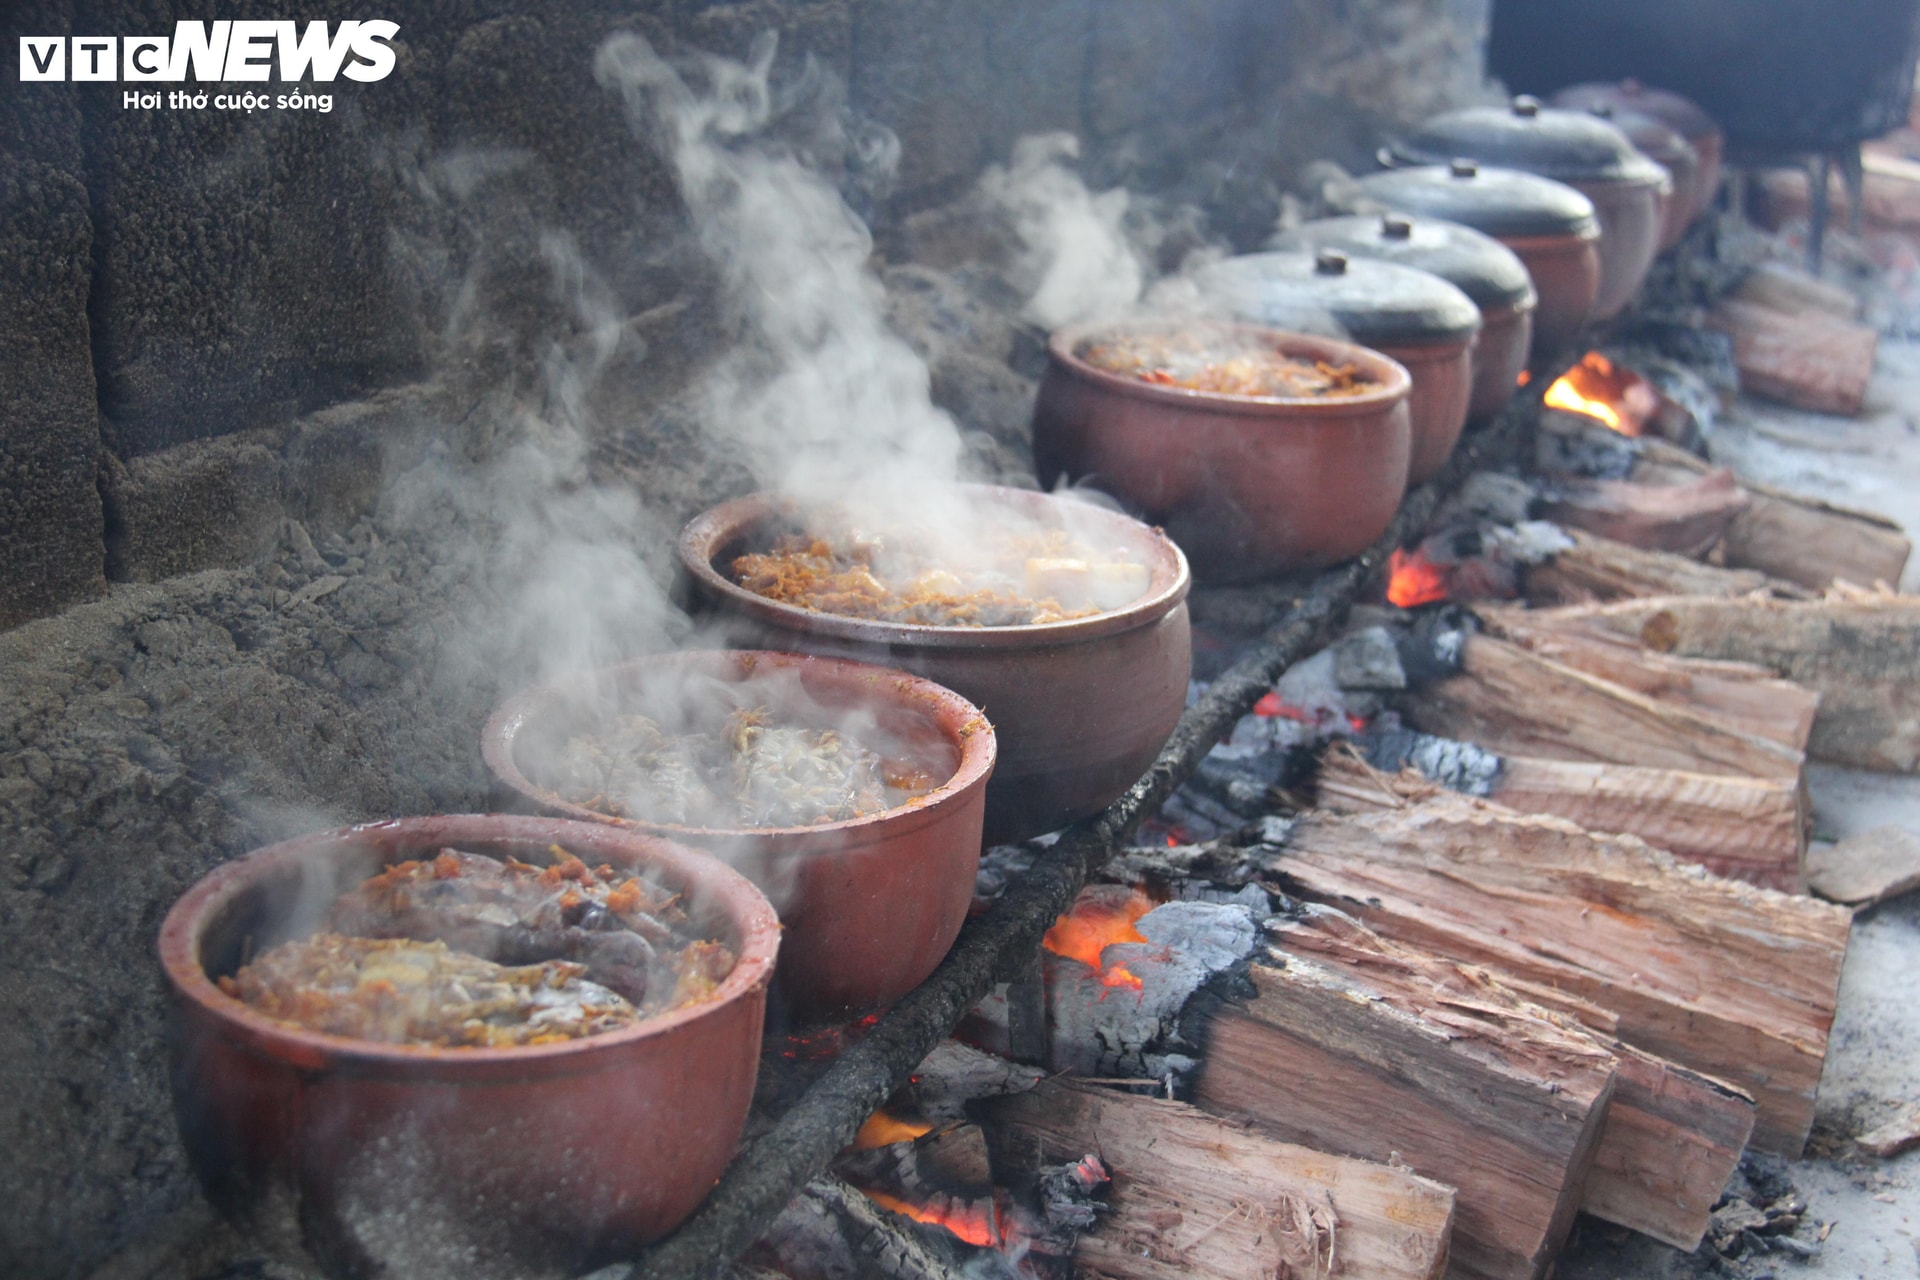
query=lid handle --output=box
[1512,94,1542,118]
[1588,102,1614,119]
[1314,249,1350,276]
[1449,158,1479,179]
[1381,214,1414,240]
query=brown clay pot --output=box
[1348,160,1602,357]
[675,488,1191,846]
[1552,79,1724,227]
[1589,106,1702,249]
[1389,96,1671,321]
[1032,319,1412,582]
[1272,213,1537,422]
[158,815,780,1279]
[1190,250,1478,484]
[484,650,995,1021]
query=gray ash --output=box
[1354,722,1502,797]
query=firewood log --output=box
[1705,297,1877,416]
[1534,594,1920,772]
[1631,439,1910,591]
[1257,792,1852,1155]
[976,1077,1457,1280]
[1538,469,1749,558]
[1319,749,1807,892]
[1524,527,1788,604]
[1191,908,1617,1280]
[1402,633,1807,781]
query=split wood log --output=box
[1856,1106,1920,1159]
[1757,153,1920,235]
[1257,792,1853,1154]
[1531,594,1920,772]
[1732,262,1861,321]
[1807,824,1920,906]
[1319,749,1806,891]
[1630,439,1910,591]
[1472,607,1820,752]
[1538,469,1749,557]
[624,357,1559,1280]
[977,1077,1457,1280]
[1401,632,1807,781]
[1705,297,1877,417]
[1523,527,1787,605]
[1192,908,1618,1280]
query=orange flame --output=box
[1044,888,1152,991]
[863,1189,1002,1248]
[1543,351,1656,437]
[851,1108,935,1151]
[1387,547,1448,608]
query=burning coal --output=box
[1544,350,1660,437]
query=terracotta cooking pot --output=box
[1190,249,1479,484]
[1582,104,1702,250]
[1032,319,1412,582]
[1388,96,1671,321]
[675,487,1191,846]
[1552,79,1724,228]
[159,815,780,1279]
[485,650,994,1021]
[1347,160,1601,357]
[1272,213,1537,422]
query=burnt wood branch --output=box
[619,354,1569,1280]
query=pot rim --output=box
[1045,318,1414,415]
[677,484,1192,650]
[482,649,997,846]
[157,814,782,1076]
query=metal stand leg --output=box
[1839,142,1866,237]
[1809,153,1831,272]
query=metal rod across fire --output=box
[620,354,1576,1280]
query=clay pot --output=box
[485,650,995,1021]
[1032,320,1412,583]
[1272,213,1537,422]
[1582,104,1702,249]
[1388,96,1672,321]
[675,488,1191,846]
[1551,80,1724,227]
[1347,160,1601,356]
[159,815,780,1280]
[1190,250,1479,484]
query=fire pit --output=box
[675,487,1191,844]
[484,650,995,1020]
[157,815,780,1279]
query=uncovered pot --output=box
[675,487,1191,846]
[159,815,781,1279]
[485,650,996,1021]
[1031,319,1412,582]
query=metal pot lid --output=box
[1389,96,1670,187]
[1272,213,1537,315]
[1350,161,1599,241]
[1579,104,1699,177]
[1190,250,1482,347]
[1550,80,1721,149]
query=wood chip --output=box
[1808,826,1920,906]
[1857,1106,1920,1159]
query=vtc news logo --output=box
[19,21,399,82]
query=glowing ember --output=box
[1387,547,1448,608]
[863,1188,1002,1248]
[1516,369,1533,387]
[1253,691,1315,722]
[1043,888,1152,991]
[1543,351,1657,437]
[851,1108,935,1150]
